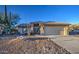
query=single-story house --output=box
[28,22,70,35]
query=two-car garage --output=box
[44,26,64,35]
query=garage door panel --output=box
[45,27,64,35]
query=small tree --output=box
[0,5,20,34]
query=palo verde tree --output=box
[0,5,20,34]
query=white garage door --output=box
[44,27,64,35]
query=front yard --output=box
[0,35,70,54]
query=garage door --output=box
[44,27,64,35]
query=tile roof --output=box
[45,22,70,25]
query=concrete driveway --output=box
[49,35,79,54]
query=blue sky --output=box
[0,5,79,24]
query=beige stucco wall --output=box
[63,26,69,35]
[39,24,45,35]
[40,24,69,35]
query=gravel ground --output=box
[0,36,70,54]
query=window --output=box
[33,26,40,34]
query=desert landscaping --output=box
[0,35,79,54]
[0,35,70,54]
